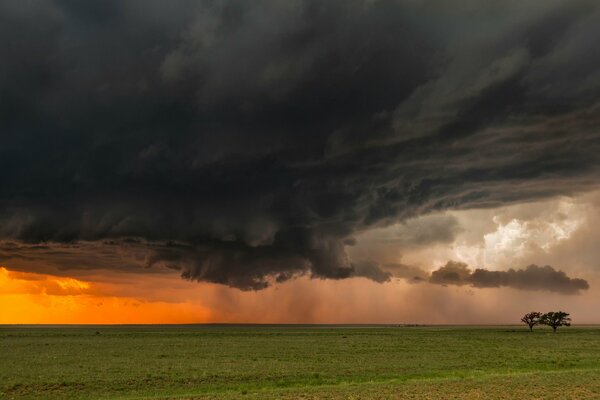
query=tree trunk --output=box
[553,326,557,333]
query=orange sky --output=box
[0,267,213,324]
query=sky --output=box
[1,0,599,324]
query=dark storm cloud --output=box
[356,213,462,250]
[428,261,589,295]
[1,0,600,289]
[0,240,159,279]
[352,261,392,283]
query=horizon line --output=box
[2,323,600,327]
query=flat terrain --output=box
[1,325,599,399]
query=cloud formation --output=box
[1,0,599,288]
[428,261,589,295]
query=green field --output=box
[1,325,599,399]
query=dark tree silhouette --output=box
[540,311,571,333]
[521,311,542,332]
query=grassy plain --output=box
[1,325,599,399]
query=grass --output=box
[1,325,599,399]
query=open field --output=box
[1,325,600,399]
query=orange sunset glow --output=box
[0,267,213,324]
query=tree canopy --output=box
[540,311,571,333]
[521,312,543,332]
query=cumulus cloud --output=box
[428,261,589,295]
[0,0,599,289]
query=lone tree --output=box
[540,311,571,333]
[521,311,542,332]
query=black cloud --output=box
[1,0,599,289]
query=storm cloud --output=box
[1,0,600,289]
